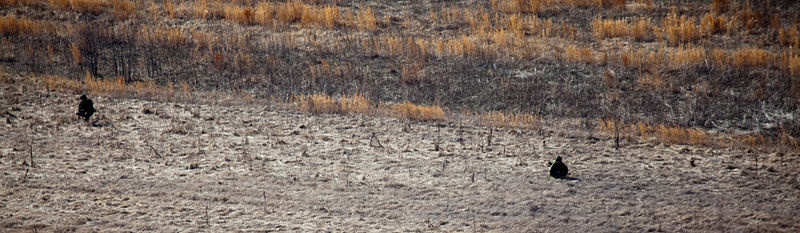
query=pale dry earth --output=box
[2,82,800,232]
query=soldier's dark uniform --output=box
[548,156,568,179]
[77,94,95,122]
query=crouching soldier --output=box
[547,156,568,179]
[76,94,95,122]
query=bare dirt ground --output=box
[2,82,800,232]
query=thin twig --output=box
[148,144,162,159]
[370,132,383,148]
[29,144,35,168]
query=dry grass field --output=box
[1,0,800,231]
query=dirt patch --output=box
[1,82,799,232]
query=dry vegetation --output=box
[0,0,799,229]
[0,0,797,148]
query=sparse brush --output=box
[480,111,540,129]
[138,25,188,47]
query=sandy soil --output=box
[2,83,800,232]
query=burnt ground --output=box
[1,77,799,232]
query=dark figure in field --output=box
[547,156,568,179]
[76,94,95,122]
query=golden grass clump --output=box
[162,0,175,18]
[731,47,773,68]
[223,4,255,25]
[0,15,52,36]
[275,1,305,24]
[254,1,275,25]
[138,25,188,47]
[667,43,705,68]
[662,12,701,45]
[69,41,81,64]
[357,7,377,31]
[110,0,136,19]
[296,93,371,115]
[65,0,108,14]
[321,5,339,28]
[401,62,424,84]
[700,11,726,36]
[777,25,799,48]
[591,17,628,41]
[738,3,759,29]
[0,0,37,7]
[630,17,652,41]
[33,72,185,99]
[780,53,800,76]
[592,17,652,41]
[480,111,540,129]
[563,44,595,64]
[710,0,729,15]
[654,124,708,146]
[636,72,668,92]
[390,101,446,121]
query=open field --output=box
[2,65,800,232]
